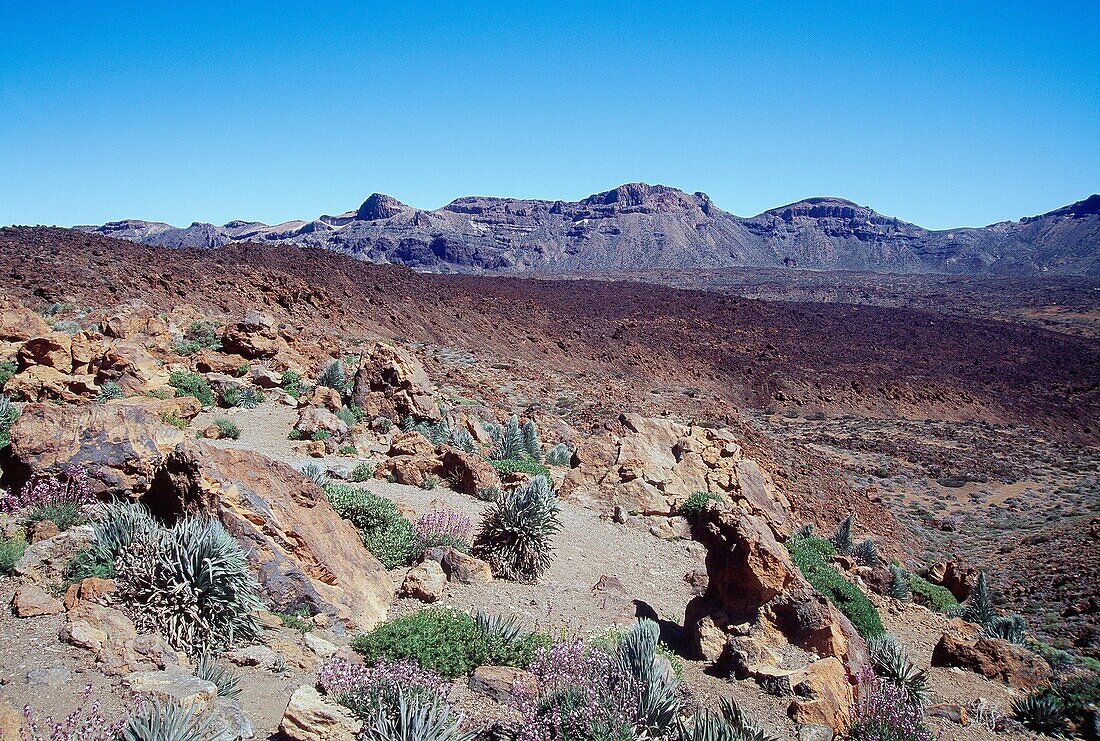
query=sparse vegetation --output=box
[95,380,125,403]
[546,442,572,466]
[677,490,726,518]
[316,359,350,397]
[301,463,330,488]
[0,534,27,575]
[281,369,305,398]
[0,394,19,448]
[787,533,885,639]
[888,565,910,600]
[868,635,928,706]
[412,509,472,557]
[0,360,17,390]
[213,418,240,440]
[173,320,222,356]
[350,461,375,482]
[907,573,959,612]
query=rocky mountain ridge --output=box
[75,184,1100,276]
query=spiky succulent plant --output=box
[618,618,680,737]
[196,653,242,699]
[959,570,996,627]
[449,426,478,455]
[472,475,561,583]
[867,635,928,706]
[301,463,330,488]
[545,443,572,467]
[521,419,542,462]
[983,614,1028,645]
[95,381,125,404]
[1011,694,1070,737]
[234,386,264,409]
[489,415,526,461]
[121,698,228,741]
[852,537,881,567]
[678,698,781,741]
[832,515,855,554]
[360,691,472,741]
[316,359,349,396]
[115,516,262,653]
[474,611,526,645]
[888,565,911,600]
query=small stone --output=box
[12,583,64,617]
[125,668,218,712]
[797,724,835,741]
[926,704,968,725]
[227,644,283,668]
[469,665,534,703]
[400,561,446,603]
[304,632,339,659]
[440,548,493,584]
[30,520,60,543]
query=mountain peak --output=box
[355,193,409,221]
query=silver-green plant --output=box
[983,614,1028,645]
[832,515,854,554]
[359,691,472,741]
[301,463,330,488]
[617,618,680,737]
[867,635,928,706]
[545,443,572,467]
[316,360,349,396]
[678,698,781,741]
[888,565,911,600]
[449,427,478,455]
[472,475,561,583]
[852,537,880,567]
[95,381,125,404]
[88,501,159,565]
[121,698,229,741]
[234,387,263,409]
[959,571,995,627]
[474,611,526,645]
[521,419,542,462]
[115,516,262,653]
[489,415,525,461]
[196,653,242,699]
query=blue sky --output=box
[1,1,1097,229]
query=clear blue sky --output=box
[1,1,1097,229]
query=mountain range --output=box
[75,183,1100,276]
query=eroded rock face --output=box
[7,398,190,495]
[931,618,1051,689]
[0,299,51,343]
[145,442,392,630]
[561,414,791,523]
[684,506,869,683]
[439,446,499,497]
[280,685,362,741]
[221,312,286,359]
[351,341,437,421]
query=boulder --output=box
[400,561,447,602]
[280,685,362,741]
[14,525,93,583]
[684,507,869,677]
[63,577,117,610]
[7,398,187,496]
[305,385,344,412]
[4,365,73,401]
[12,583,64,616]
[249,365,283,388]
[439,446,499,496]
[931,618,1052,689]
[351,341,437,421]
[144,442,392,629]
[124,668,219,712]
[787,657,854,732]
[62,601,177,675]
[30,519,60,542]
[295,407,348,438]
[18,333,74,373]
[0,300,51,342]
[469,665,535,703]
[222,312,284,359]
[89,342,171,393]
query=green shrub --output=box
[214,418,240,440]
[288,429,303,440]
[338,444,358,456]
[168,371,214,407]
[472,475,561,583]
[281,369,305,398]
[677,491,726,518]
[490,457,550,479]
[325,484,413,568]
[316,360,350,396]
[276,607,314,632]
[0,360,17,390]
[0,535,27,574]
[1020,670,1100,735]
[787,536,885,639]
[958,570,996,627]
[336,407,358,427]
[64,548,116,584]
[311,430,331,441]
[907,573,959,612]
[173,320,222,355]
[350,462,375,482]
[351,608,547,679]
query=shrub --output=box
[677,491,726,518]
[287,428,303,440]
[983,614,1028,645]
[276,607,313,632]
[787,535,885,639]
[121,697,223,741]
[0,394,19,448]
[350,462,375,482]
[174,320,222,355]
[168,371,214,407]
[488,416,525,461]
[351,608,489,679]
[196,653,242,699]
[958,571,995,627]
[1020,670,1100,735]
[907,573,958,612]
[325,484,413,568]
[311,429,331,441]
[233,387,264,409]
[52,319,82,334]
[281,369,305,398]
[214,418,240,440]
[0,534,27,575]
[301,463,330,488]
[316,360,350,396]
[420,474,439,490]
[0,360,16,390]
[476,485,501,503]
[545,443,572,467]
[889,565,910,600]
[160,410,188,430]
[95,381,125,403]
[2,467,96,530]
[319,655,449,723]
[473,475,561,583]
[412,509,472,557]
[65,548,117,584]
[338,444,357,456]
[114,515,263,652]
[521,419,542,462]
[868,636,928,706]
[450,427,478,455]
[848,668,935,741]
[490,457,551,479]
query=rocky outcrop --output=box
[351,341,437,421]
[561,414,790,524]
[931,618,1052,689]
[923,561,977,601]
[439,446,499,497]
[7,397,192,495]
[221,312,287,360]
[62,601,179,676]
[280,685,362,741]
[144,442,392,629]
[374,431,442,487]
[684,505,869,696]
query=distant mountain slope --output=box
[74,184,1100,276]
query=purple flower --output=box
[1,466,94,515]
[412,509,472,556]
[318,656,449,718]
[850,667,937,741]
[20,685,122,741]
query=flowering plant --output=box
[0,466,95,530]
[849,667,937,741]
[412,509,472,557]
[20,685,122,741]
[318,655,450,721]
